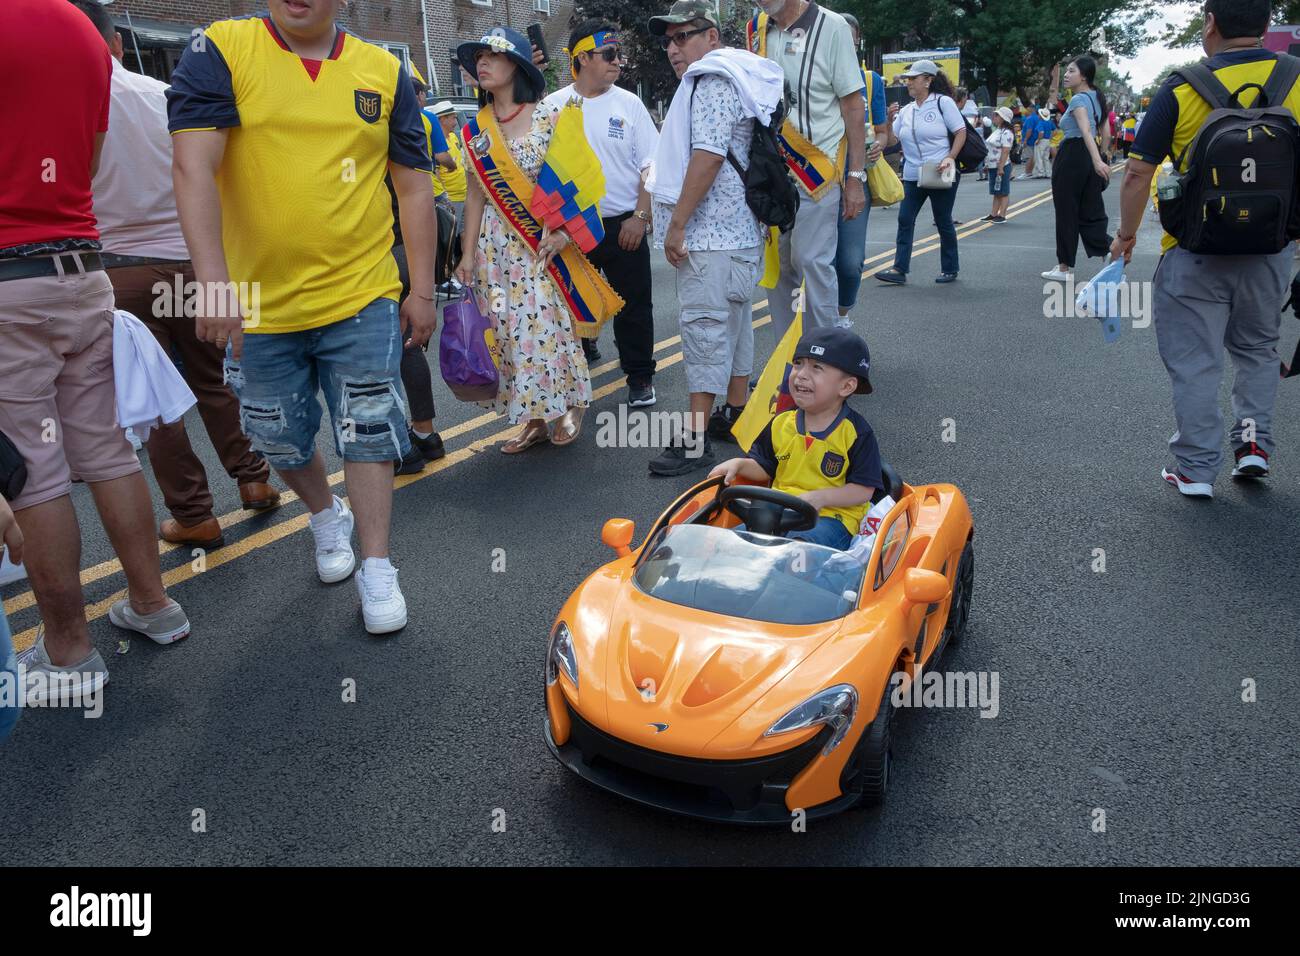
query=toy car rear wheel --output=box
[845,678,896,809]
[944,542,974,648]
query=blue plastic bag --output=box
[1075,257,1126,343]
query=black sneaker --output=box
[875,268,906,285]
[394,431,446,475]
[582,339,601,363]
[628,380,656,408]
[935,272,958,283]
[991,216,1007,223]
[978,214,996,222]
[708,403,744,444]
[648,432,715,476]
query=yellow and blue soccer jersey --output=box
[1130,48,1300,253]
[747,405,883,537]
[166,15,432,333]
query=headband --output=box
[565,30,620,78]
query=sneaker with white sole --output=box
[1041,268,1072,281]
[108,598,190,644]
[1231,442,1269,478]
[1162,467,1213,498]
[356,559,407,634]
[310,496,356,583]
[16,629,109,706]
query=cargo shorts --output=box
[675,246,762,396]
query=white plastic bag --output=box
[846,495,896,566]
[1075,257,1126,343]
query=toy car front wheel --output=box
[845,678,896,808]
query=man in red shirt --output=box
[0,0,191,705]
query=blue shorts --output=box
[225,298,411,468]
[988,164,1012,196]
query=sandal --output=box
[550,407,585,447]
[501,420,550,454]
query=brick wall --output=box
[108,0,575,95]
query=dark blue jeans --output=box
[894,176,960,276]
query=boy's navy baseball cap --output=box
[793,327,873,394]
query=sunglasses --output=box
[586,45,625,63]
[658,25,711,49]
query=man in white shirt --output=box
[544,21,660,408]
[645,1,783,476]
[74,0,280,551]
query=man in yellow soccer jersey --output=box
[168,0,438,634]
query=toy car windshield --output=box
[633,524,864,625]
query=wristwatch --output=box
[846,169,867,183]
[633,208,652,232]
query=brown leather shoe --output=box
[239,482,281,511]
[160,516,224,549]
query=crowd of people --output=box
[1,0,1295,731]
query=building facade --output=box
[106,0,574,94]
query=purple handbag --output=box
[439,288,500,402]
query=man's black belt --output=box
[0,251,104,283]
[100,253,188,269]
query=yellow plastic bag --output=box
[863,69,903,207]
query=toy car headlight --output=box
[764,684,858,755]
[546,621,579,690]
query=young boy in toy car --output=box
[709,327,882,550]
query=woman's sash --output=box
[463,107,623,339]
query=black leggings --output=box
[1051,138,1112,268]
[392,242,436,424]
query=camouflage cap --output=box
[648,1,721,37]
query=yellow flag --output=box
[732,287,803,451]
[759,226,780,289]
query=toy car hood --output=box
[564,572,872,759]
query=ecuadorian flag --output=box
[731,284,804,451]
[531,102,605,253]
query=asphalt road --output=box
[3,172,1298,866]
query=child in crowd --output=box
[709,328,882,550]
[981,107,1015,223]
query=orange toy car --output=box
[544,464,975,824]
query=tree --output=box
[840,0,1149,107]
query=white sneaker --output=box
[356,559,407,634]
[310,496,356,583]
[1041,268,1071,281]
[1162,467,1213,498]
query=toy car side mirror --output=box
[602,518,635,557]
[903,568,949,605]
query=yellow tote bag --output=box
[863,69,903,207]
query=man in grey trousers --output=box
[1111,0,1294,499]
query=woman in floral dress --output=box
[453,29,591,454]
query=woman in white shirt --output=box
[981,107,1015,223]
[876,60,967,285]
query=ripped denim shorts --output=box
[224,298,411,468]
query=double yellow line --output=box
[4,181,1060,652]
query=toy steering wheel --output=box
[718,485,819,536]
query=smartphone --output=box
[527,23,549,65]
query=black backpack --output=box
[726,97,801,233]
[1158,54,1300,255]
[941,96,988,173]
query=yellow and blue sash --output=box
[463,108,623,338]
[747,10,845,200]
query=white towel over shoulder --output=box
[646,48,785,207]
[112,309,196,442]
